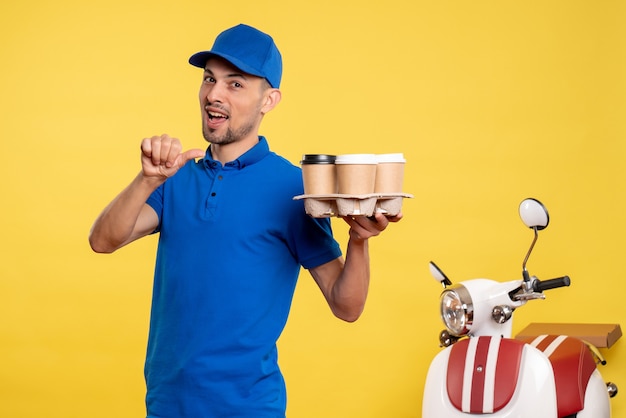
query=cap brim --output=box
[188,51,265,81]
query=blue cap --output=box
[189,24,283,88]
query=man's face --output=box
[199,57,267,146]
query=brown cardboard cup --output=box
[335,154,378,195]
[300,154,337,195]
[374,153,406,193]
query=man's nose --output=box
[205,83,225,103]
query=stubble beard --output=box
[203,120,257,145]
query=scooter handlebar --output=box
[533,276,571,292]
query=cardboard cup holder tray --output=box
[293,193,413,218]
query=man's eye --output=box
[232,82,242,88]
[204,76,215,83]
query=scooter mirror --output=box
[429,261,452,287]
[519,198,549,230]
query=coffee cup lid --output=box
[376,153,406,163]
[335,154,378,164]
[300,154,336,164]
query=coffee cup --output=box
[300,154,337,195]
[374,153,406,193]
[335,154,378,195]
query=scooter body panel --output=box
[423,342,558,417]
[576,369,611,418]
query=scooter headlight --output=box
[440,284,473,336]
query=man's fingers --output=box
[141,135,184,168]
[386,212,403,223]
[142,135,167,166]
[159,136,183,167]
[151,136,163,166]
[141,136,204,179]
[342,211,403,241]
[141,137,153,158]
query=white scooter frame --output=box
[422,198,618,418]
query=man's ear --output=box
[261,89,282,114]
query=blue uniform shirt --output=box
[144,137,341,417]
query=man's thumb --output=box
[180,148,206,165]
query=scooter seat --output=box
[518,334,597,417]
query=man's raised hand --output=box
[140,134,205,179]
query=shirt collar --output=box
[202,136,270,170]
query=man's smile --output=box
[206,106,229,121]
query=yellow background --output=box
[1,0,625,417]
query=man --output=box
[89,23,401,417]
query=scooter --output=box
[422,198,618,417]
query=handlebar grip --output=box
[533,276,571,292]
